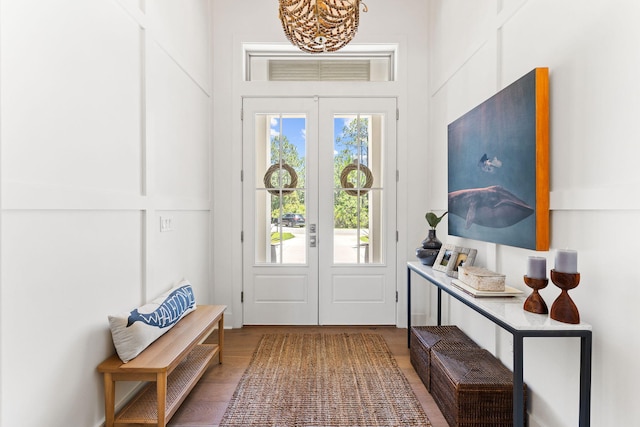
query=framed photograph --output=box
[447,68,549,251]
[433,244,477,278]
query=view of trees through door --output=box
[268,115,374,265]
[242,97,396,325]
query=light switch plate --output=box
[160,216,173,232]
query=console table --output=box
[407,261,592,427]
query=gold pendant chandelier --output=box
[279,0,368,54]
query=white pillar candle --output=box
[527,256,547,279]
[555,249,578,273]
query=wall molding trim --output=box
[550,189,640,211]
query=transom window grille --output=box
[244,45,396,82]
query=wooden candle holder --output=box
[550,270,581,324]
[523,276,549,314]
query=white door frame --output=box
[241,96,398,325]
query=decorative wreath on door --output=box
[263,163,298,195]
[340,161,374,196]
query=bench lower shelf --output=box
[114,344,219,426]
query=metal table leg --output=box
[407,267,412,347]
[513,333,525,427]
[579,332,592,427]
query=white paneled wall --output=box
[0,1,212,426]
[428,1,640,426]
[1,211,143,426]
[1,0,143,196]
[148,41,211,203]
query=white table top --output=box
[408,261,592,332]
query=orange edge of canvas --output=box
[535,67,550,251]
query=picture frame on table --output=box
[433,244,478,278]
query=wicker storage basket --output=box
[409,326,479,391]
[430,347,527,427]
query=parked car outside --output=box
[280,213,305,227]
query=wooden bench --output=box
[98,304,226,427]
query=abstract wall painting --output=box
[448,68,549,251]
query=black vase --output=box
[416,229,442,266]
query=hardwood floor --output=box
[168,326,448,427]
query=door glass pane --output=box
[333,114,384,264]
[255,114,307,264]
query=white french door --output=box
[242,98,319,325]
[242,97,397,325]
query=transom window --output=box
[244,44,396,82]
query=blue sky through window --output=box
[269,116,352,156]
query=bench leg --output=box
[103,373,115,427]
[157,373,167,426]
[218,313,224,364]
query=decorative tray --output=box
[451,279,523,298]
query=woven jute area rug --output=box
[219,333,432,427]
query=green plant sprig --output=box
[425,211,447,229]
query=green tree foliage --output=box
[269,135,306,220]
[335,117,369,162]
[333,117,370,229]
[268,118,372,230]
